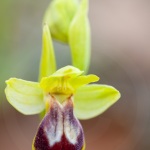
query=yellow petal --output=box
[74,84,121,120]
[5,78,44,115]
[39,24,56,81]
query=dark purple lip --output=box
[33,96,85,150]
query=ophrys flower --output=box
[5,65,120,150]
[5,24,120,150]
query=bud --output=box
[44,0,79,43]
[44,0,91,73]
[33,96,85,150]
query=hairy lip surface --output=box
[34,96,85,150]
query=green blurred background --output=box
[0,0,150,149]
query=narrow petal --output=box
[5,78,44,115]
[69,0,90,72]
[39,24,56,81]
[70,74,99,89]
[74,84,121,120]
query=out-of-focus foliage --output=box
[0,0,44,97]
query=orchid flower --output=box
[5,25,120,150]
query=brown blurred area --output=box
[0,0,150,149]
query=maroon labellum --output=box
[33,96,85,150]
